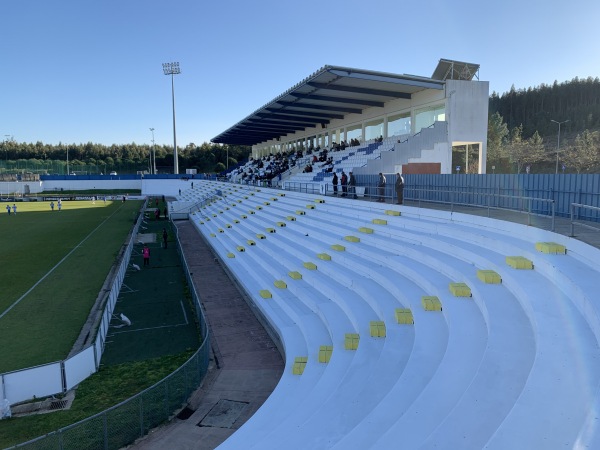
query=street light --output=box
[550,119,569,174]
[162,62,181,174]
[149,128,156,174]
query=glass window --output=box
[346,124,362,143]
[414,104,445,133]
[387,112,411,137]
[365,119,384,141]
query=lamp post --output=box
[550,119,569,174]
[162,62,181,174]
[149,128,156,174]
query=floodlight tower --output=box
[550,119,569,174]
[162,62,181,174]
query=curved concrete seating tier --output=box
[188,180,600,449]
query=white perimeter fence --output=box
[0,202,145,406]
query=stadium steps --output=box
[191,180,600,448]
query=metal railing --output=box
[11,222,210,450]
[408,187,556,231]
[570,203,600,237]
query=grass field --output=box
[0,199,142,373]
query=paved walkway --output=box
[132,221,283,450]
[132,198,600,450]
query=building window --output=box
[387,112,411,137]
[414,104,445,133]
[365,119,384,141]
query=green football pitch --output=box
[0,199,142,373]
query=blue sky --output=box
[1,0,599,147]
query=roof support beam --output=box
[307,81,412,99]
[290,93,384,108]
[265,108,344,120]
[276,101,362,115]
[256,112,326,124]
[248,118,315,128]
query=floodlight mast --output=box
[162,62,181,174]
[550,119,569,174]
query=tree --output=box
[487,112,509,171]
[504,126,546,173]
[562,130,600,173]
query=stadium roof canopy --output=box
[211,64,462,147]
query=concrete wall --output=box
[446,79,490,173]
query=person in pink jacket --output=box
[143,245,150,267]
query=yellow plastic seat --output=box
[247,240,256,246]
[263,201,270,206]
[241,214,247,219]
[449,282,472,297]
[535,242,566,254]
[358,227,374,234]
[331,244,345,252]
[385,210,401,216]
[296,210,306,215]
[249,210,255,215]
[286,216,296,221]
[315,199,325,203]
[259,289,271,299]
[303,262,317,270]
[372,218,388,225]
[370,321,386,337]
[477,270,502,284]
[306,204,315,209]
[344,236,360,243]
[317,253,331,261]
[226,253,235,258]
[210,233,216,238]
[274,280,287,289]
[344,333,360,350]
[395,308,414,324]
[318,345,333,363]
[256,205,263,210]
[278,193,285,196]
[256,234,266,240]
[422,296,442,311]
[288,271,302,280]
[276,222,286,227]
[218,228,225,233]
[226,223,232,228]
[506,256,533,269]
[292,356,307,375]
[236,246,245,252]
[266,228,276,233]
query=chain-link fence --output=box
[10,220,211,450]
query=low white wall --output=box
[42,179,141,191]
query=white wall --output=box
[446,79,490,173]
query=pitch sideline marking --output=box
[0,203,127,320]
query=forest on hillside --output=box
[0,140,251,175]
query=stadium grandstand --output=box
[213,59,488,193]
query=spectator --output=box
[349,172,357,199]
[377,173,386,202]
[395,173,405,205]
[341,171,348,197]
[332,172,339,196]
[143,245,150,266]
